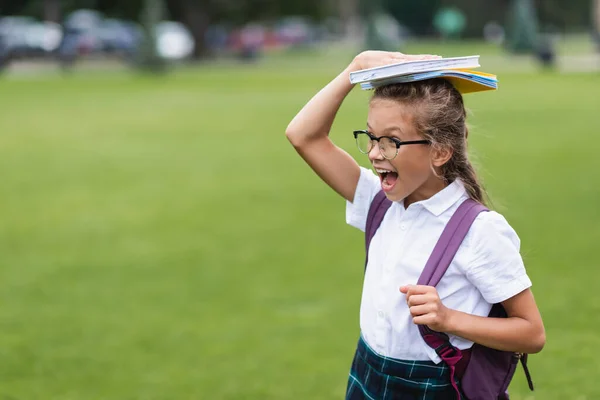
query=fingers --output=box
[401,286,439,309]
[412,315,435,326]
[401,285,436,297]
[397,53,441,60]
[354,51,441,71]
[406,294,430,307]
[386,53,441,65]
[408,304,434,317]
[400,284,448,331]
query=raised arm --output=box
[285,51,440,202]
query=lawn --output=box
[0,42,599,399]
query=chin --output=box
[382,188,405,202]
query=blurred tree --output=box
[593,0,600,51]
[384,0,440,36]
[505,0,539,53]
[95,0,144,20]
[439,0,507,37]
[136,0,167,72]
[534,0,591,31]
[2,0,596,32]
[43,0,60,22]
[383,0,595,38]
[0,0,144,20]
[165,0,213,58]
[361,0,398,51]
[334,0,360,38]
[433,6,467,39]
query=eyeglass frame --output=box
[352,130,431,160]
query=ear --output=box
[430,144,453,168]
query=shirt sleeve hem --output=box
[483,275,533,304]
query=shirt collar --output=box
[407,179,468,217]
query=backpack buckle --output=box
[434,343,463,366]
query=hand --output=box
[350,51,441,73]
[400,285,453,332]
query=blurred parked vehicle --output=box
[154,21,194,60]
[273,17,315,47]
[0,16,63,66]
[0,10,196,71]
[57,11,142,66]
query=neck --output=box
[404,177,448,208]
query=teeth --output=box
[375,169,392,174]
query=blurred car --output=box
[204,24,230,53]
[58,9,194,64]
[155,21,194,60]
[98,19,142,56]
[57,9,105,64]
[61,11,141,57]
[0,16,63,62]
[0,16,37,58]
[274,17,315,46]
[0,11,196,70]
[27,21,63,53]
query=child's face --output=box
[366,99,435,202]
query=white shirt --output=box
[346,167,532,363]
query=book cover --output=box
[349,55,481,84]
[357,69,498,94]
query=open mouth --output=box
[375,168,398,193]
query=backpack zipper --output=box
[498,352,521,396]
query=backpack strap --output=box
[417,198,489,400]
[364,190,392,270]
[521,354,535,391]
[417,199,488,287]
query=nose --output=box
[368,142,384,162]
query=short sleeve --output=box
[345,167,381,232]
[462,211,532,304]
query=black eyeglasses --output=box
[353,130,430,160]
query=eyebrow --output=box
[366,122,405,139]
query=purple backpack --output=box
[365,191,534,400]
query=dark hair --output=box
[372,79,487,205]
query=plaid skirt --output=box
[345,336,462,400]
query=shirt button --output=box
[378,311,385,318]
[400,224,406,230]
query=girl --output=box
[285,51,545,399]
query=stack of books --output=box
[349,55,497,94]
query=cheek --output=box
[393,150,431,179]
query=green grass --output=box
[0,47,599,399]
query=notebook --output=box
[348,55,481,84]
[348,55,497,94]
[359,69,498,94]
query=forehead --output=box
[367,98,419,138]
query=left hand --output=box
[400,285,453,332]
